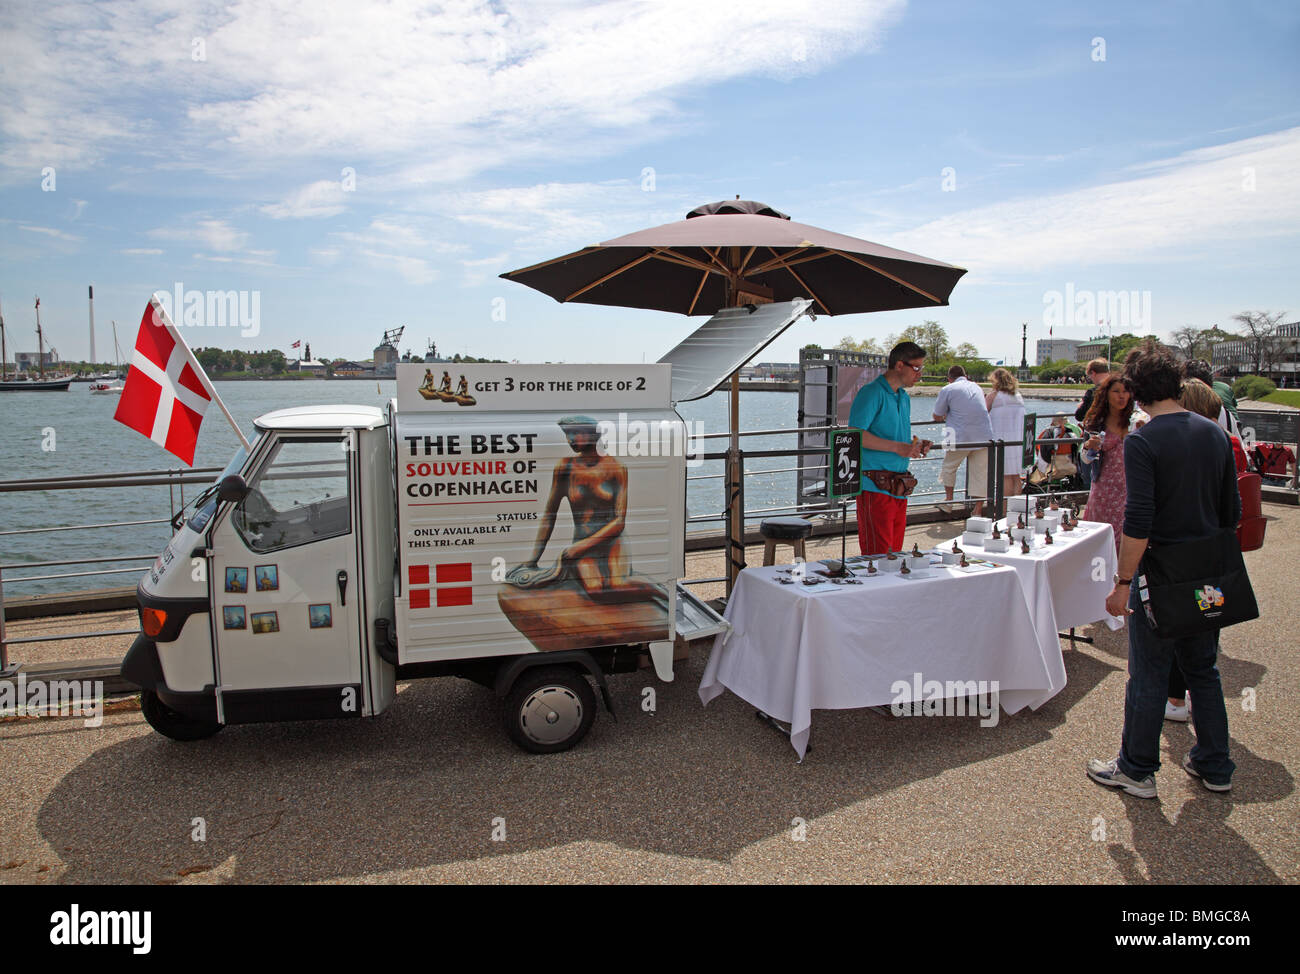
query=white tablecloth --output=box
[945,518,1122,694]
[699,562,1057,759]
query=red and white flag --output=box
[291,340,301,349]
[113,296,216,465]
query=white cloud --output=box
[261,179,347,219]
[326,218,462,285]
[19,224,82,241]
[0,0,904,182]
[884,127,1300,277]
[149,219,249,252]
[192,249,279,268]
[120,247,164,255]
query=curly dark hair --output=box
[1122,340,1181,405]
[1181,358,1214,385]
[1083,374,1135,431]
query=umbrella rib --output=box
[564,252,657,302]
[772,251,832,316]
[736,246,757,277]
[502,247,598,278]
[826,249,943,304]
[651,248,718,274]
[701,246,735,275]
[748,249,830,276]
[686,269,711,316]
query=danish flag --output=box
[113,296,215,465]
[407,562,473,609]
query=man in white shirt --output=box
[933,365,994,515]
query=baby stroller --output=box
[1026,419,1086,496]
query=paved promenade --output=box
[2,505,1296,884]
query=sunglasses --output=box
[904,361,924,373]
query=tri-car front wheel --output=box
[502,666,596,754]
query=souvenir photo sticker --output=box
[308,603,332,629]
[250,611,279,634]
[225,567,248,593]
[254,565,279,592]
[223,605,246,630]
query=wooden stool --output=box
[760,516,812,566]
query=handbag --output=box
[1136,528,1259,637]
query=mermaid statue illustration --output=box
[498,416,669,651]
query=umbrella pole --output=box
[723,266,748,594]
[726,370,745,593]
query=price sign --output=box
[830,428,862,499]
[1022,413,1038,470]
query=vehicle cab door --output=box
[208,432,363,723]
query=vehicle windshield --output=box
[186,438,257,531]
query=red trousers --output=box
[856,490,907,555]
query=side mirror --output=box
[218,474,249,504]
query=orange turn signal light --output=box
[141,607,167,638]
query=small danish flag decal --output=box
[408,563,473,608]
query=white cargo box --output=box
[390,363,691,665]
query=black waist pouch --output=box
[1138,528,1259,638]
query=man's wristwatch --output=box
[1114,574,1132,586]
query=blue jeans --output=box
[1117,584,1235,786]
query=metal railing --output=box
[0,413,1092,665]
[0,466,218,674]
[680,410,1089,590]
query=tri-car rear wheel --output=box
[502,666,596,754]
[140,690,224,741]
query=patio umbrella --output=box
[501,200,967,588]
[500,198,966,316]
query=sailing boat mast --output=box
[1,298,7,381]
[35,296,45,380]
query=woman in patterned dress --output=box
[1081,375,1135,550]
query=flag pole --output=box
[150,293,251,451]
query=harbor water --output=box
[0,381,1073,595]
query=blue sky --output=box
[1,0,1297,368]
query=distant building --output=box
[1074,340,1111,363]
[741,361,799,380]
[12,350,59,372]
[1212,321,1300,381]
[332,361,370,377]
[291,358,328,377]
[1036,338,1079,366]
[373,339,399,378]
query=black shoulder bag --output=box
[1137,528,1258,638]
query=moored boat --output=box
[0,296,71,391]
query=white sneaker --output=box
[1087,757,1158,799]
[1165,700,1190,722]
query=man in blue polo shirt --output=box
[849,341,929,553]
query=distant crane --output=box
[381,326,405,348]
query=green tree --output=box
[889,321,950,361]
[835,336,883,355]
[1231,310,1288,374]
